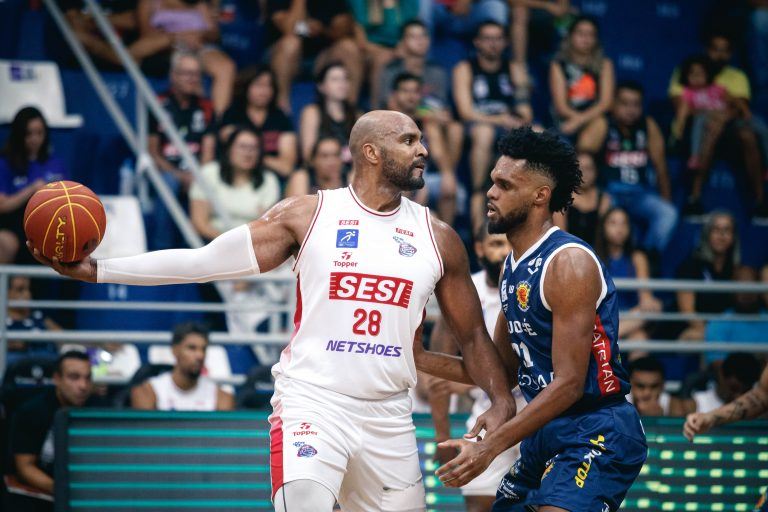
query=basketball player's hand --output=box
[435,438,494,487]
[26,242,98,283]
[465,398,515,440]
[683,412,716,441]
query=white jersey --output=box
[273,187,444,399]
[149,372,218,411]
[471,270,501,335]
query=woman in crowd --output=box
[0,107,69,264]
[554,152,610,247]
[549,15,614,137]
[594,207,662,340]
[298,62,358,166]
[218,65,297,179]
[286,137,348,197]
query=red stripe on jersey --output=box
[424,208,443,277]
[268,403,284,500]
[293,191,324,272]
[592,315,620,396]
[280,278,303,364]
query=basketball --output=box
[23,180,107,263]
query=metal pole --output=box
[0,273,9,379]
[81,0,233,228]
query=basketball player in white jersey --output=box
[428,224,526,512]
[32,110,516,512]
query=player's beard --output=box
[488,204,531,235]
[479,256,503,284]
[382,150,426,191]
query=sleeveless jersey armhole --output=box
[292,191,324,273]
[539,243,608,312]
[425,208,444,278]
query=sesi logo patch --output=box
[329,272,413,308]
[336,229,359,248]
[339,219,359,226]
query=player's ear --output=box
[362,142,379,164]
[533,185,551,207]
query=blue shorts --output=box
[492,400,647,512]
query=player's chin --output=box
[404,175,426,191]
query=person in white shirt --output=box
[626,356,674,416]
[131,322,234,411]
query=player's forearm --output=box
[428,385,454,441]
[414,350,474,385]
[711,386,768,427]
[18,464,54,494]
[462,336,513,406]
[97,224,259,285]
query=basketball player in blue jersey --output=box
[432,127,647,511]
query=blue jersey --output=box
[499,227,630,413]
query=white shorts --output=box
[460,442,519,496]
[269,377,426,511]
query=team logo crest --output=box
[294,441,317,458]
[516,281,531,311]
[393,236,417,257]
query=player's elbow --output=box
[555,377,585,405]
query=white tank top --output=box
[148,372,218,411]
[273,187,444,399]
[471,270,501,335]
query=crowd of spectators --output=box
[1,0,768,508]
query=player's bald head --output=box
[349,110,415,163]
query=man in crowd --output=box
[627,356,675,417]
[131,322,234,411]
[8,351,92,511]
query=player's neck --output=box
[507,219,555,262]
[349,176,402,213]
[171,368,198,391]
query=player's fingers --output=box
[465,417,485,439]
[26,243,51,265]
[436,439,463,452]
[435,451,466,478]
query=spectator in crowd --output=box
[553,152,610,247]
[218,65,297,179]
[0,107,68,264]
[750,0,768,117]
[190,127,280,242]
[669,31,767,216]
[509,0,571,66]
[266,0,363,112]
[5,276,62,368]
[419,0,509,41]
[131,322,234,410]
[627,356,674,417]
[671,352,762,415]
[704,265,768,364]
[147,51,216,250]
[347,0,419,107]
[453,21,532,229]
[8,351,92,510]
[388,72,461,224]
[549,15,614,137]
[579,81,677,258]
[286,137,347,197]
[298,62,358,166]
[594,207,661,340]
[135,0,235,114]
[676,210,739,341]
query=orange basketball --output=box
[23,181,107,263]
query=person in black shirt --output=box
[266,0,363,112]
[553,152,610,247]
[218,65,298,179]
[7,351,92,512]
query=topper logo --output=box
[329,272,413,308]
[54,216,66,258]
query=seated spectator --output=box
[549,15,614,137]
[553,152,610,246]
[671,352,762,415]
[579,81,677,259]
[627,356,675,417]
[669,31,767,216]
[7,351,92,510]
[147,51,216,250]
[286,137,348,197]
[704,265,768,364]
[5,276,62,368]
[131,322,234,410]
[347,0,419,106]
[509,0,571,66]
[594,207,661,340]
[389,72,462,224]
[190,127,280,241]
[298,62,358,165]
[676,210,739,341]
[419,0,509,41]
[267,0,363,111]
[0,108,68,264]
[135,0,235,114]
[453,21,532,229]
[218,66,298,179]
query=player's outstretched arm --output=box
[29,195,318,285]
[435,247,599,487]
[683,366,768,441]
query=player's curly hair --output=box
[497,127,582,213]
